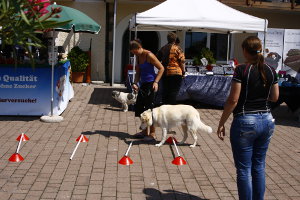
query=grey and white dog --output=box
[112,91,137,112]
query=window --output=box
[185,32,207,59]
[210,33,228,61]
[185,32,229,62]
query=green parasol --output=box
[41,3,100,122]
[46,3,101,34]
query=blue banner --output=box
[0,61,73,116]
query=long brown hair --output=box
[242,36,267,86]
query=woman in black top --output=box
[217,36,279,200]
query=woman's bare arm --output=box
[268,83,279,102]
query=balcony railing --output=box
[248,0,299,9]
[220,0,299,10]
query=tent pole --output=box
[51,30,55,116]
[111,0,117,86]
[128,20,131,63]
[263,19,267,57]
[227,33,230,64]
[132,26,137,83]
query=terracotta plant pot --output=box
[72,72,85,83]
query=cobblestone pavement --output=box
[0,84,299,200]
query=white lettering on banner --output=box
[13,84,36,89]
[0,84,13,88]
[2,75,38,83]
[0,84,36,89]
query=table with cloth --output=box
[271,85,300,112]
[127,73,232,107]
[176,75,232,107]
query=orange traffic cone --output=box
[119,141,133,165]
[76,135,89,142]
[16,133,29,141]
[70,134,88,160]
[9,133,26,162]
[166,136,178,144]
[171,137,187,165]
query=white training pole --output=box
[172,138,181,157]
[70,134,83,160]
[124,141,133,156]
[16,133,24,154]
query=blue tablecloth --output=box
[177,75,232,107]
[127,74,232,107]
[271,86,300,112]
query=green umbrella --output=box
[41,3,101,121]
[46,3,101,34]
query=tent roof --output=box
[130,0,267,33]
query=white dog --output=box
[140,105,212,147]
[112,91,137,112]
[56,75,66,110]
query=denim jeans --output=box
[230,113,275,200]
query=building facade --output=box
[56,0,300,84]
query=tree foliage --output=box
[0,0,70,66]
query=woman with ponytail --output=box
[217,36,279,200]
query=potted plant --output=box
[192,47,216,70]
[68,46,89,83]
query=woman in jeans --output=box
[217,36,279,200]
[130,39,164,141]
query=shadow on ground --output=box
[88,87,127,105]
[272,105,300,128]
[82,130,184,146]
[82,130,134,141]
[144,188,208,200]
[0,116,40,122]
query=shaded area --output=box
[82,130,162,145]
[271,104,300,128]
[0,116,40,122]
[177,76,232,107]
[271,86,300,112]
[82,130,133,141]
[88,87,127,106]
[144,188,208,200]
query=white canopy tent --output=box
[124,0,268,83]
[129,0,267,33]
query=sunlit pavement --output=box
[0,83,299,200]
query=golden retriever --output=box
[140,105,212,147]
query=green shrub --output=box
[68,46,89,72]
[192,47,216,65]
[201,48,216,65]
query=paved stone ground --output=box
[0,83,299,200]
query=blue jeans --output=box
[230,113,275,200]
